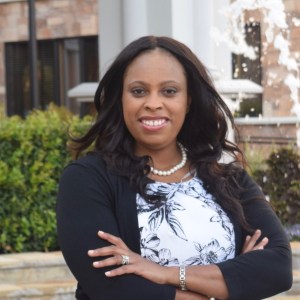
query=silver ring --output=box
[121,255,129,265]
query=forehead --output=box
[123,49,186,82]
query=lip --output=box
[138,116,169,131]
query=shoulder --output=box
[60,152,119,188]
[64,152,110,175]
[58,152,134,204]
[223,164,266,203]
[70,152,106,168]
[229,167,272,216]
[236,169,265,199]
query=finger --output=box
[93,255,122,268]
[98,231,129,249]
[256,237,269,250]
[242,230,263,253]
[242,235,251,252]
[105,265,132,277]
[243,235,269,253]
[88,245,119,257]
[244,229,262,251]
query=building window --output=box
[5,36,99,116]
[232,23,262,117]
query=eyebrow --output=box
[126,80,180,86]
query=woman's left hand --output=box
[88,231,170,285]
[242,229,269,254]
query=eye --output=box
[131,88,146,97]
[162,88,177,97]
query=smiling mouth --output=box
[141,119,167,127]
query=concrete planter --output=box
[0,252,76,300]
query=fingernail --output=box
[105,271,111,276]
[262,237,268,241]
[98,231,104,235]
[88,250,94,255]
[93,261,100,267]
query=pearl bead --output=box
[150,142,187,177]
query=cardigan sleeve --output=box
[56,155,176,300]
[217,171,293,300]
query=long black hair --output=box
[72,36,252,232]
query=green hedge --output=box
[252,148,300,227]
[0,105,91,253]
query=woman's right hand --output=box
[242,229,269,253]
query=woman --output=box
[56,36,292,300]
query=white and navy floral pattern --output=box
[137,177,235,267]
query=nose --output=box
[144,94,163,111]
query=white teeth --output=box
[142,119,166,126]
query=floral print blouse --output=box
[137,176,235,267]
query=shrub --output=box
[0,104,92,253]
[252,147,300,226]
[243,143,268,177]
[0,102,4,120]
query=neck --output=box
[136,142,187,177]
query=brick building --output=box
[233,0,300,152]
[0,0,98,116]
[262,0,300,118]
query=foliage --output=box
[0,102,5,121]
[0,104,92,253]
[243,144,268,177]
[252,147,300,226]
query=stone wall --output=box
[0,0,98,111]
[235,120,299,158]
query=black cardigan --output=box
[56,153,292,300]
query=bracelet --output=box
[179,265,187,291]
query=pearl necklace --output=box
[150,143,187,176]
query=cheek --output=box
[122,101,133,118]
[176,102,189,127]
[177,99,189,116]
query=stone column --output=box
[98,0,123,77]
[193,0,214,68]
[171,0,195,50]
[98,0,172,77]
[213,0,232,79]
[193,0,231,78]
[122,0,148,46]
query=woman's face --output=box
[122,49,189,153]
